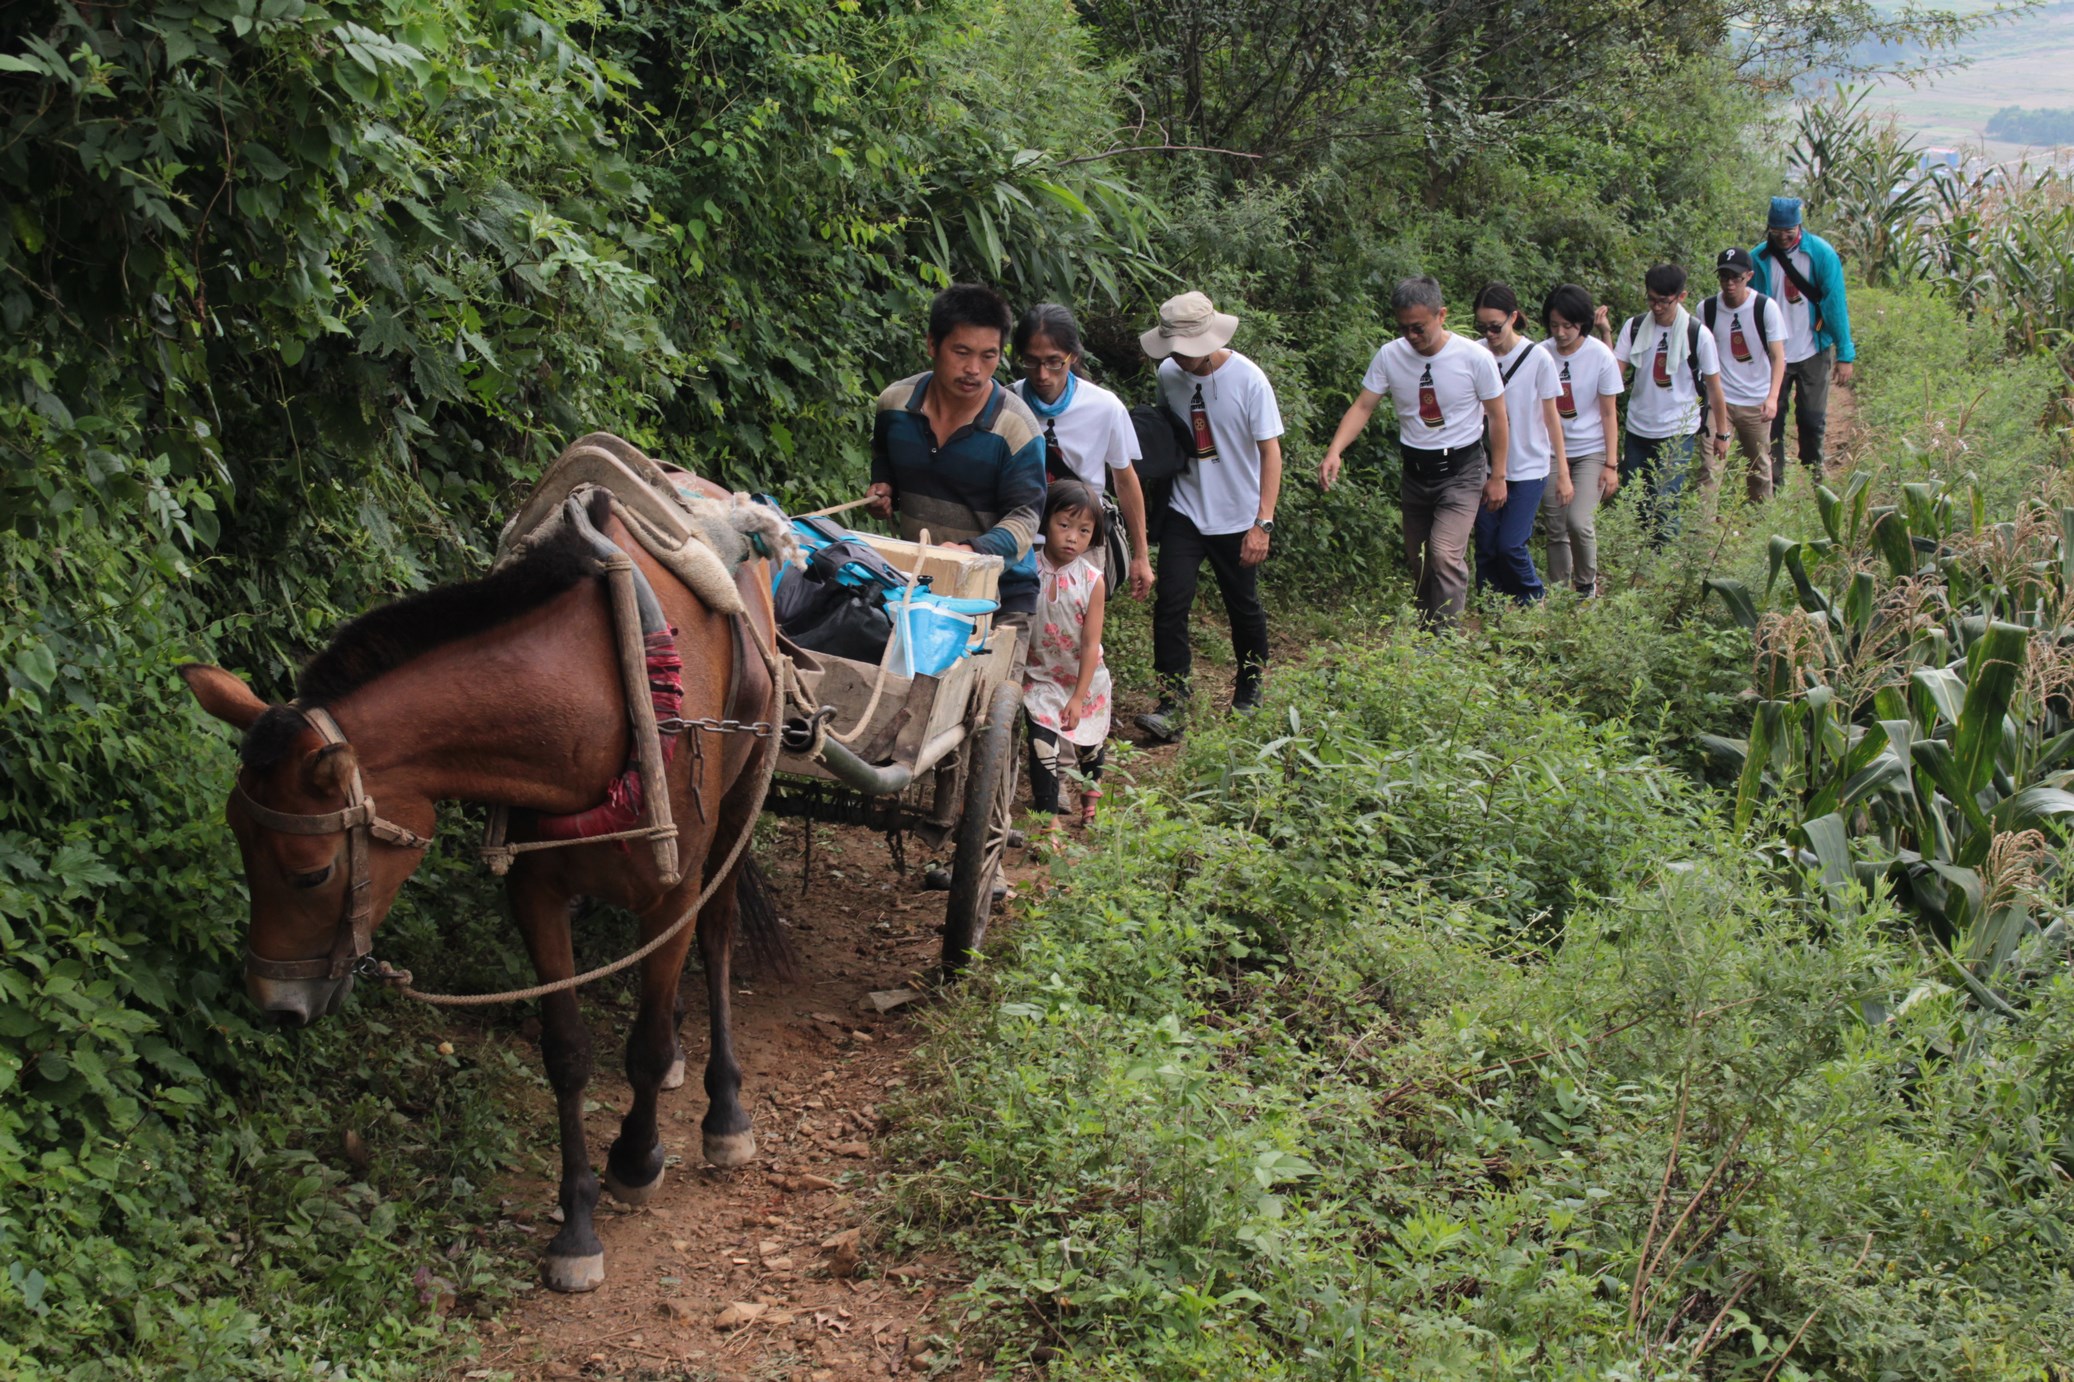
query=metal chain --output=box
[659,716,777,738]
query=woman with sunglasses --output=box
[1010,304,1156,600]
[1470,284,1565,602]
[1538,284,1624,597]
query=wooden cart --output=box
[769,535,1022,972]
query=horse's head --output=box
[181,665,434,1027]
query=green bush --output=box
[894,635,2074,1379]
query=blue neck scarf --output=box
[1021,371,1077,420]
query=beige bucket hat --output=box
[1140,290,1240,359]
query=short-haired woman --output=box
[1538,284,1624,596]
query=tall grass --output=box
[1794,87,2074,397]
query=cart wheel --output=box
[943,681,1023,974]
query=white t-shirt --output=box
[1156,351,1284,536]
[1491,339,1562,482]
[1361,333,1503,452]
[1774,246,1820,363]
[1614,313,1721,440]
[1545,338,1624,457]
[1011,376,1141,493]
[1705,293,1786,407]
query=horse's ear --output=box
[180,664,267,730]
[306,742,358,795]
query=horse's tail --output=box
[733,854,793,980]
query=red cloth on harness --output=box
[534,629,684,841]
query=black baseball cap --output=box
[1716,247,1756,275]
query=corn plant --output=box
[1704,471,2074,1008]
[1793,86,2074,395]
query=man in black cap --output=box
[1702,247,1787,501]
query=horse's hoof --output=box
[703,1130,758,1167]
[544,1252,605,1293]
[602,1164,665,1206]
[661,1055,687,1091]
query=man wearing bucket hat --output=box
[1748,196,1855,489]
[1133,290,1285,743]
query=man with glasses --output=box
[1134,291,1284,741]
[1318,275,1508,628]
[1009,303,1156,600]
[1702,248,1787,501]
[1610,264,1728,543]
[1749,196,1855,489]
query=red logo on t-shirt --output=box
[1556,364,1577,419]
[1651,335,1672,388]
[1417,364,1443,428]
[1730,316,1752,363]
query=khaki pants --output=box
[1725,402,1773,502]
[1539,450,1606,593]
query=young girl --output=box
[1023,480,1113,825]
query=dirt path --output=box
[458,820,1024,1382]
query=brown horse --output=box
[180,504,781,1293]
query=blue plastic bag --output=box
[883,587,999,678]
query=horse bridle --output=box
[231,707,433,982]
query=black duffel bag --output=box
[774,537,908,665]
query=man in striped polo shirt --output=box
[867,283,1048,662]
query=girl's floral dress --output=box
[1022,553,1111,746]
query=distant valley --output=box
[1851,0,2074,161]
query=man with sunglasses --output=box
[1748,197,1855,489]
[1318,275,1509,628]
[1611,264,1728,544]
[1703,248,1788,501]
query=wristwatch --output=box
[1254,518,1276,535]
[1714,432,1731,441]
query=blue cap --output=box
[1768,196,1803,229]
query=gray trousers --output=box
[1402,462,1489,627]
[1770,347,1833,485]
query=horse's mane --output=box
[236,526,600,771]
[300,525,599,706]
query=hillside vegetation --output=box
[896,287,2074,1378]
[3,0,2070,1377]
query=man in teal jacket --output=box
[1749,196,1854,488]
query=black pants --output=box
[1770,348,1834,486]
[1025,716,1107,814]
[1152,510,1267,706]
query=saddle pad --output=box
[495,432,797,614]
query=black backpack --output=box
[1703,292,1773,351]
[1129,403,1192,544]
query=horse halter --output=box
[231,707,433,982]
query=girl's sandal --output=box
[1078,787,1102,827]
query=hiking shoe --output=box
[1231,688,1264,714]
[1135,705,1184,743]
